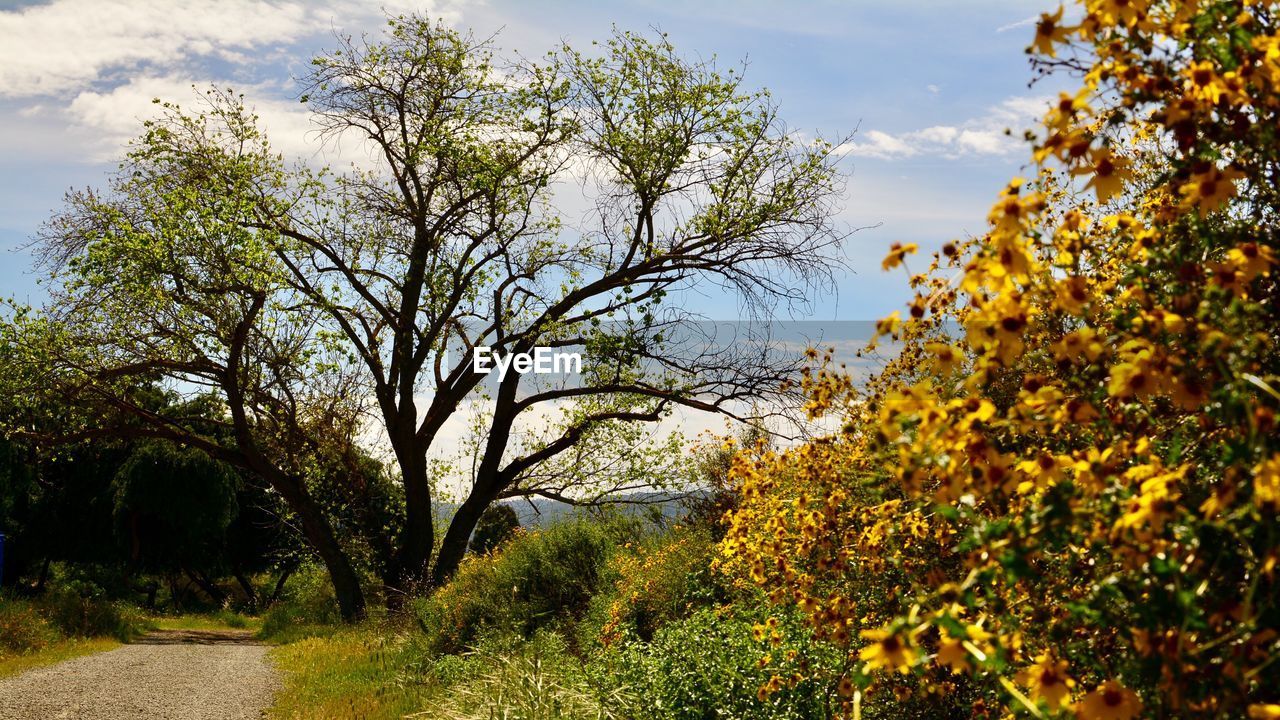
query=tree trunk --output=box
[232,566,259,609]
[385,434,434,611]
[34,557,51,595]
[268,562,296,606]
[429,491,491,588]
[168,573,184,611]
[184,567,227,605]
[429,382,520,589]
[292,493,366,621]
[254,461,366,621]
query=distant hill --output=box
[433,490,702,532]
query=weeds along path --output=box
[0,630,278,719]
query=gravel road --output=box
[0,630,279,720]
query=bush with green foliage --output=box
[415,517,635,655]
[600,606,835,720]
[40,578,149,641]
[468,503,521,556]
[260,563,344,641]
[434,629,630,720]
[0,587,148,656]
[583,526,723,647]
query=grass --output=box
[267,626,426,720]
[267,622,628,720]
[0,637,121,679]
[149,611,259,632]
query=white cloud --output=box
[64,74,381,167]
[842,95,1050,161]
[0,0,464,99]
[0,0,473,168]
[996,15,1038,33]
[0,1,306,97]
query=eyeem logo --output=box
[470,347,583,380]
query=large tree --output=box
[2,17,847,619]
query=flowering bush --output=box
[592,527,721,646]
[722,1,1280,717]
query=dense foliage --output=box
[1,15,848,618]
[722,1,1280,717]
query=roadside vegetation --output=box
[3,0,1280,718]
[262,509,839,720]
[0,589,254,678]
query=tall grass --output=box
[0,594,146,679]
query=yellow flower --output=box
[859,627,918,674]
[757,674,782,701]
[1108,361,1151,399]
[1227,242,1276,282]
[1077,680,1142,720]
[1054,276,1091,315]
[837,676,856,697]
[1015,451,1068,494]
[1254,454,1280,511]
[1073,147,1133,202]
[876,311,903,339]
[1017,652,1075,711]
[935,632,971,674]
[882,242,919,271]
[1115,465,1184,538]
[1094,0,1148,27]
[924,342,964,375]
[1053,327,1105,363]
[1032,7,1074,56]
[1208,260,1246,296]
[1249,705,1280,719]
[987,181,1043,235]
[1168,375,1208,411]
[1179,164,1245,215]
[1184,61,1230,105]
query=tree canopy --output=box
[1,18,849,619]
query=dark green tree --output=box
[3,18,847,618]
[469,504,521,555]
[112,441,239,601]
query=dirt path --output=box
[0,630,278,720]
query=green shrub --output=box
[214,608,249,629]
[600,607,833,720]
[0,600,61,654]
[469,503,521,555]
[582,527,723,647]
[416,517,631,655]
[43,583,148,641]
[1,589,147,654]
[260,563,342,641]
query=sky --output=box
[0,0,1067,321]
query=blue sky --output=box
[0,0,1066,319]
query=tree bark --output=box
[384,429,433,610]
[232,566,259,609]
[268,562,296,606]
[34,558,51,595]
[184,567,227,605]
[429,376,521,589]
[428,491,490,589]
[288,486,366,621]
